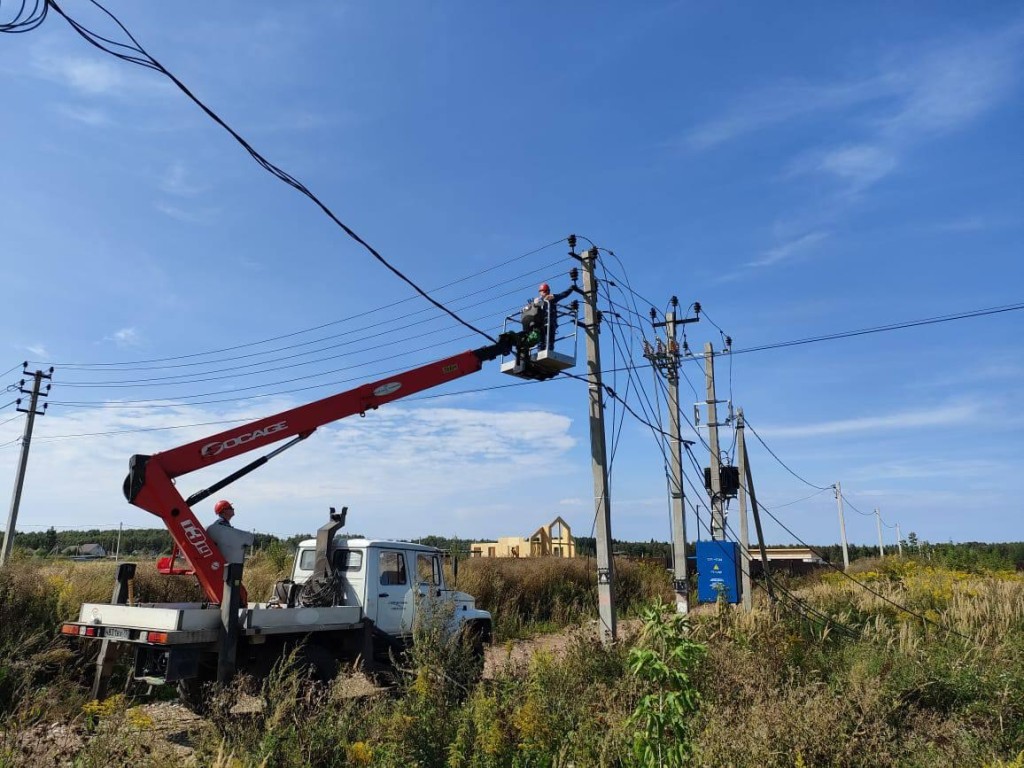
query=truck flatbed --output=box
[63,602,364,646]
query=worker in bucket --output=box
[207,499,255,564]
[535,282,574,351]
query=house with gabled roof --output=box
[469,516,575,558]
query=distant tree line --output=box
[7,527,285,556]
[576,534,1024,572]
[6,527,1023,571]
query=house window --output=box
[488,546,496,558]
[379,551,407,586]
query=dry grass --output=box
[454,555,672,638]
[2,555,1023,766]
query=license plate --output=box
[104,627,131,640]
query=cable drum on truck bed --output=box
[298,569,340,607]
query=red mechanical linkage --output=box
[125,345,501,604]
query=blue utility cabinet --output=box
[696,540,741,604]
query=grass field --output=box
[1,552,1023,766]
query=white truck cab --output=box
[291,537,491,644]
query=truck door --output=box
[375,549,412,636]
[405,552,444,629]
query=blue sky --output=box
[0,2,1021,548]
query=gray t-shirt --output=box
[207,518,255,564]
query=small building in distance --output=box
[62,543,107,560]
[470,517,575,558]
[747,546,824,577]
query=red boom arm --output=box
[124,337,515,603]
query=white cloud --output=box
[55,104,112,126]
[879,29,1020,139]
[817,145,897,189]
[747,231,829,268]
[154,202,218,225]
[852,458,1007,482]
[760,402,978,439]
[25,344,49,358]
[104,328,143,348]
[33,54,124,95]
[688,22,1022,210]
[686,76,901,150]
[159,162,204,197]
[689,24,1021,152]
[0,400,578,539]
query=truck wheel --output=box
[462,623,488,682]
[176,656,217,714]
[299,643,340,682]
[177,678,212,715]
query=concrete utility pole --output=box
[875,508,885,558]
[834,482,850,571]
[735,409,752,612]
[704,343,725,540]
[895,523,903,557]
[739,415,775,603]
[644,300,699,615]
[577,239,616,644]
[1,367,53,567]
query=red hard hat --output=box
[214,499,234,515]
[539,283,550,293]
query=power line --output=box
[840,493,877,518]
[696,507,861,639]
[0,362,26,378]
[0,0,47,31]
[756,502,974,643]
[53,268,566,387]
[0,413,23,430]
[28,0,527,344]
[765,486,834,510]
[39,242,568,370]
[34,377,562,443]
[728,302,1024,357]
[742,418,832,491]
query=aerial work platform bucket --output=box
[501,348,575,380]
[500,299,578,381]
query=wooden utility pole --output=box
[577,240,616,644]
[735,409,752,611]
[703,343,725,540]
[645,300,699,615]
[834,481,850,571]
[1,367,52,567]
[875,508,885,558]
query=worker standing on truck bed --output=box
[207,499,255,564]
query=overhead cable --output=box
[728,302,1024,357]
[40,241,567,369]
[38,0,523,343]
